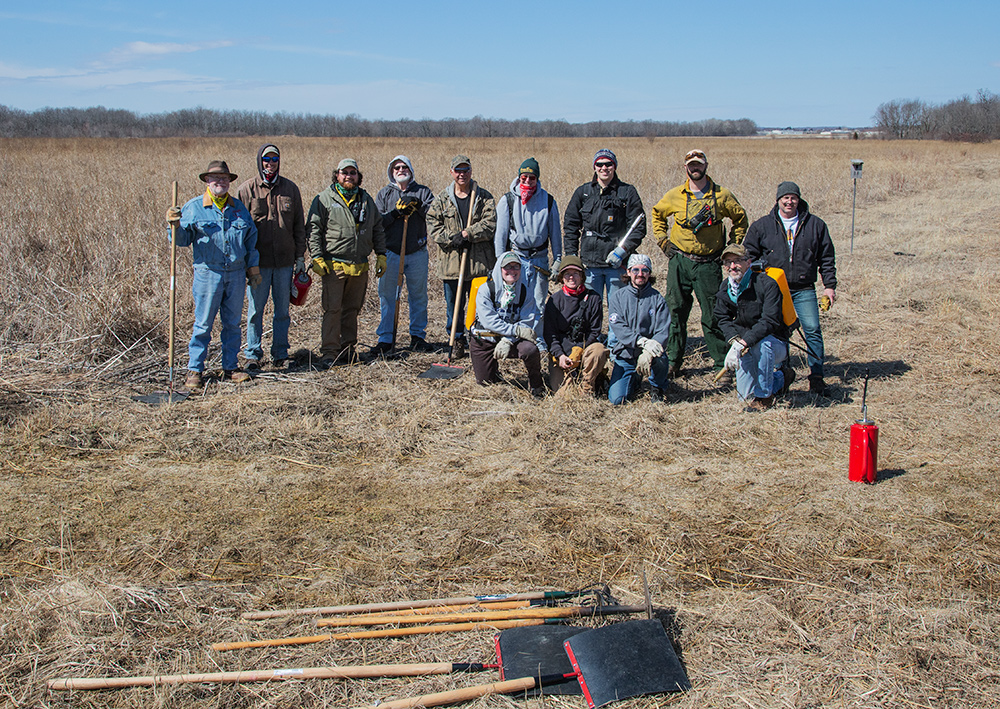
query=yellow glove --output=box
[819,295,832,312]
[311,257,332,276]
[568,346,584,367]
[374,254,388,278]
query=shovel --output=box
[355,619,689,709]
[420,186,477,380]
[134,181,188,405]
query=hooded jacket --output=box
[307,181,386,266]
[471,253,541,344]
[374,155,435,256]
[563,175,645,267]
[494,176,562,261]
[607,280,671,361]
[428,181,497,279]
[713,269,789,348]
[236,144,306,269]
[743,199,837,291]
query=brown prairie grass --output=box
[1,137,999,708]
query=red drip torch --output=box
[849,368,878,484]
[290,270,312,306]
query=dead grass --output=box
[1,137,1000,708]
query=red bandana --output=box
[519,182,537,205]
[562,283,585,296]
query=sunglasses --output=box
[594,162,615,169]
[453,166,471,173]
[393,164,410,171]
[261,156,279,163]
[629,267,651,274]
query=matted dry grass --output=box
[1,137,999,708]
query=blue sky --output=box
[1,1,997,127]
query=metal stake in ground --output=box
[391,215,410,349]
[850,159,863,253]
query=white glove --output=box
[494,339,512,360]
[724,341,745,371]
[641,338,664,358]
[636,349,653,378]
[515,325,536,342]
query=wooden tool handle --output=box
[353,676,538,709]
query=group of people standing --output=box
[165,145,837,409]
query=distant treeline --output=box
[0,104,757,139]
[874,90,1000,141]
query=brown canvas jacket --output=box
[237,175,307,269]
[427,181,497,279]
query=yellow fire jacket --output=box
[651,176,748,256]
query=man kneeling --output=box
[714,244,794,410]
[469,252,545,398]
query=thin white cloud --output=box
[0,61,86,80]
[101,40,235,65]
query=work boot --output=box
[370,341,393,357]
[184,370,203,389]
[335,346,358,365]
[224,369,251,383]
[272,358,287,369]
[649,387,666,403]
[452,337,466,360]
[670,361,684,379]
[245,359,261,373]
[530,386,546,400]
[808,374,828,395]
[779,363,796,396]
[410,336,433,352]
[745,396,775,412]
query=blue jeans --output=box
[443,279,473,341]
[515,252,550,351]
[188,266,245,372]
[790,288,824,377]
[376,249,428,343]
[244,266,292,362]
[585,266,624,306]
[735,335,788,401]
[608,353,670,405]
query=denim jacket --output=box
[173,192,259,272]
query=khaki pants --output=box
[321,270,368,357]
[548,342,609,395]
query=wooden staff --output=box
[168,181,179,393]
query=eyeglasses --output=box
[206,175,230,183]
[629,267,651,274]
[340,169,358,176]
[453,166,471,173]
[393,164,410,171]
[723,260,748,269]
[261,156,279,163]
[594,162,615,169]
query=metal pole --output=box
[850,177,857,254]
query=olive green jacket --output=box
[307,185,386,266]
[427,181,497,279]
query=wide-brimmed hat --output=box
[199,160,237,182]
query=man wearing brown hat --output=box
[166,160,260,388]
[427,154,497,357]
[237,144,307,371]
[651,149,748,380]
[542,256,608,396]
[713,243,794,410]
[307,158,387,366]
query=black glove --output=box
[449,232,465,249]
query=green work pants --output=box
[665,254,728,369]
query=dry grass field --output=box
[1,136,999,709]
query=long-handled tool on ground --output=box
[355,619,690,709]
[134,182,188,405]
[420,186,476,380]
[315,604,647,629]
[241,587,598,621]
[47,661,497,692]
[390,216,410,349]
[213,605,643,652]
